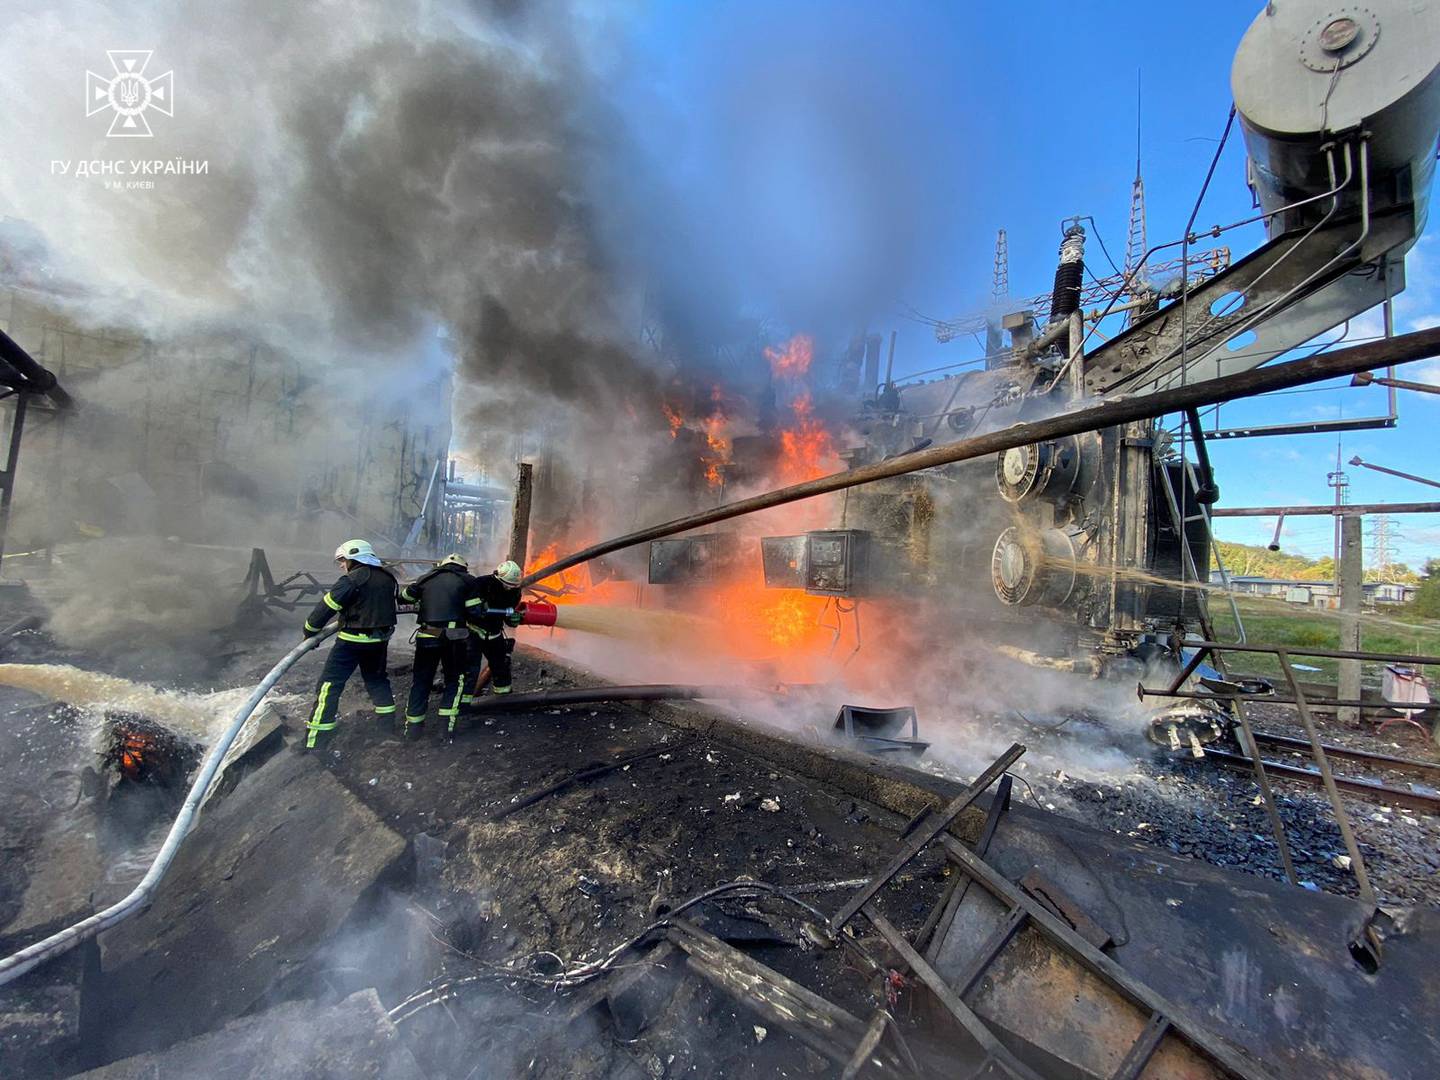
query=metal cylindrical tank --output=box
[1231,1,1440,233]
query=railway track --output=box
[1204,730,1440,815]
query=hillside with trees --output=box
[1211,540,1417,583]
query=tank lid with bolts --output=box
[1231,2,1440,188]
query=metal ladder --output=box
[1156,456,1245,648]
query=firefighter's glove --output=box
[505,609,525,627]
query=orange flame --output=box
[701,388,732,489]
[775,392,838,484]
[765,334,814,378]
[661,402,684,439]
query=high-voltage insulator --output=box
[990,525,1081,608]
[1047,224,1086,325]
[995,437,1081,504]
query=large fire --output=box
[516,330,859,686]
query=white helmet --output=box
[438,553,468,570]
[334,538,382,567]
[494,559,523,586]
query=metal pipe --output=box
[1191,639,1440,665]
[1274,648,1376,907]
[1140,686,1440,714]
[1351,372,1440,396]
[1211,501,1440,517]
[522,326,1440,586]
[0,626,337,986]
[1346,456,1440,490]
[1268,514,1286,551]
[0,327,72,409]
[463,684,767,713]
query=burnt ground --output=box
[4,594,1440,1076]
[287,646,957,1078]
[972,701,1440,908]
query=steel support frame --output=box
[1184,639,1440,907]
[0,389,30,571]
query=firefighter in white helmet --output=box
[300,539,399,750]
[461,559,524,702]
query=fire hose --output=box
[0,626,337,987]
[520,327,1440,587]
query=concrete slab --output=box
[93,750,405,1063]
[67,988,423,1080]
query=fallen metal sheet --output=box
[931,814,1440,1080]
[91,752,405,1064]
[66,988,423,1080]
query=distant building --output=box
[1208,573,1416,605]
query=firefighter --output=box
[462,559,524,701]
[399,553,473,739]
[301,539,399,750]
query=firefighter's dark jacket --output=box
[400,564,473,630]
[466,573,521,637]
[304,565,399,643]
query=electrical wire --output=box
[387,877,887,1025]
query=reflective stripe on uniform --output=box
[309,682,334,728]
[303,621,321,633]
[464,597,483,608]
[307,681,337,747]
[374,704,396,714]
[338,631,385,643]
[323,593,344,611]
[437,707,457,717]
[491,685,512,694]
[468,626,499,639]
[460,695,474,704]
[404,714,426,725]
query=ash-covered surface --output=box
[973,706,1440,908]
[262,646,954,1078]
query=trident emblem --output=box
[86,51,173,137]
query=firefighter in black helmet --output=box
[463,559,523,701]
[399,553,473,738]
[301,539,399,750]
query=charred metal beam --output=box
[524,326,1440,586]
[665,918,906,1075]
[829,743,1025,932]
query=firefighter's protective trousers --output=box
[406,632,467,729]
[307,638,396,747]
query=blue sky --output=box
[614,1,1440,568]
